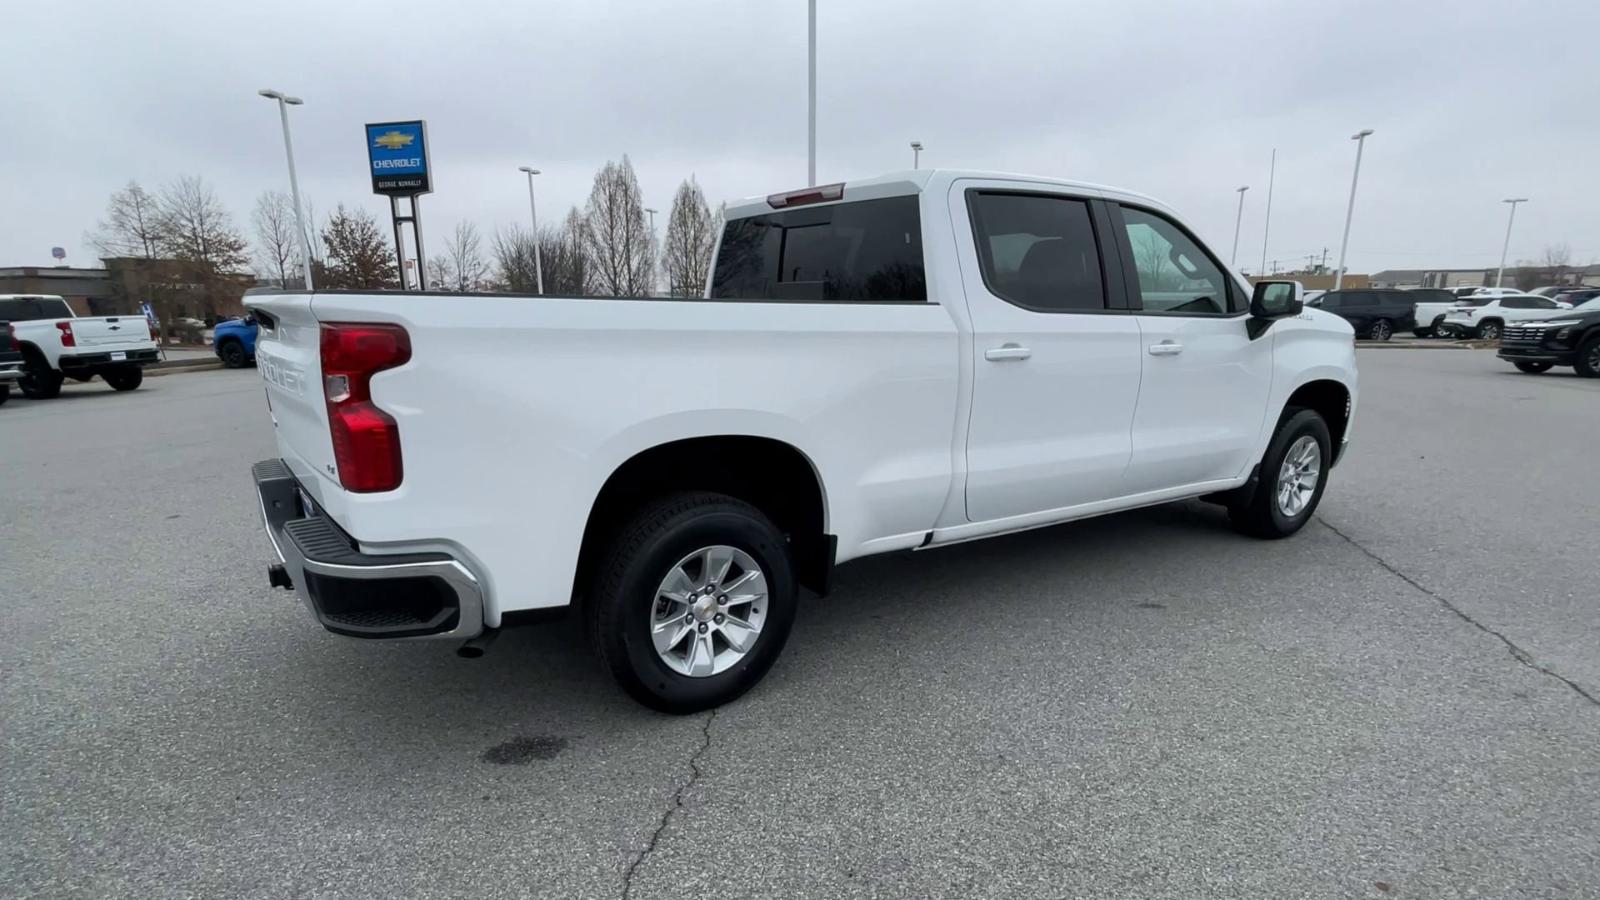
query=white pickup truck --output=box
[248,170,1359,712]
[0,294,160,398]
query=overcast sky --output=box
[4,0,1597,277]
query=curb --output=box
[148,358,224,376]
[1358,341,1493,351]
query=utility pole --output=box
[1230,185,1249,267]
[1496,198,1528,287]
[1259,148,1276,275]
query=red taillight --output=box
[56,321,76,347]
[320,322,411,493]
[766,182,844,208]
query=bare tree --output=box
[155,176,249,272]
[546,208,591,295]
[492,225,540,292]
[1543,243,1572,284]
[319,204,399,289]
[425,256,451,292]
[583,156,653,295]
[441,221,489,292]
[88,181,165,258]
[252,190,302,287]
[661,177,720,296]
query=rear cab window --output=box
[966,192,1106,312]
[0,297,74,321]
[710,196,926,302]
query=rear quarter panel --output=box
[295,293,962,621]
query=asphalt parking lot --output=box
[3,349,1597,899]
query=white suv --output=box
[1441,294,1570,340]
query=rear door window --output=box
[710,196,926,302]
[967,192,1107,311]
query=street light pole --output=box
[1259,148,1276,274]
[517,166,544,295]
[910,141,922,169]
[1230,185,1249,267]
[1334,128,1374,291]
[258,89,314,290]
[1496,197,1528,287]
[807,0,817,186]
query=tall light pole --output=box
[807,0,817,186]
[645,208,658,234]
[1496,198,1528,287]
[517,166,544,295]
[258,89,314,290]
[1230,185,1249,267]
[1259,148,1276,275]
[910,141,923,169]
[1334,128,1374,291]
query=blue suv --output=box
[213,316,258,368]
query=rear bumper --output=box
[59,348,160,370]
[253,459,484,640]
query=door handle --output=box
[984,343,1032,362]
[1147,341,1184,356]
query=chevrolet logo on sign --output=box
[373,130,414,151]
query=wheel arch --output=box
[1283,378,1351,457]
[574,435,834,601]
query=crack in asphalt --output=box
[620,708,717,900]
[1317,516,1599,709]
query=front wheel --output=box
[218,340,248,368]
[1369,319,1393,342]
[1513,361,1553,374]
[103,365,144,392]
[1229,408,1332,539]
[1575,334,1600,378]
[588,492,798,713]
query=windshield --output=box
[0,296,74,321]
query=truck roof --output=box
[724,169,1169,220]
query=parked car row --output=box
[0,294,160,402]
[1306,287,1579,343]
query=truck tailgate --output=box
[72,316,152,347]
[250,294,338,504]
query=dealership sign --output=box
[364,120,432,196]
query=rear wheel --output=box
[218,340,248,368]
[1229,408,1332,539]
[1477,320,1503,341]
[1368,319,1393,341]
[1576,334,1600,378]
[1513,361,1553,374]
[103,365,143,392]
[587,492,798,713]
[18,363,62,399]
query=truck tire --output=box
[1229,407,1332,540]
[588,492,798,714]
[218,340,248,368]
[104,365,144,392]
[18,364,62,399]
[1576,334,1600,378]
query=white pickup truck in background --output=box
[0,294,160,398]
[247,170,1358,712]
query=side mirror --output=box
[1250,280,1303,318]
[1247,280,1303,339]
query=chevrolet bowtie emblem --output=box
[373,130,414,151]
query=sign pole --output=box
[411,197,428,291]
[390,195,408,289]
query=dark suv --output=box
[1314,289,1426,341]
[1497,298,1600,377]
